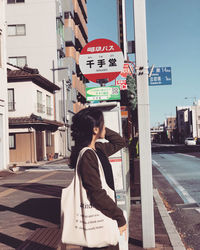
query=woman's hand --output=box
[119,223,127,240]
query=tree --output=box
[126,74,137,111]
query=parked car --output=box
[184,137,196,146]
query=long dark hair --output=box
[70,107,104,168]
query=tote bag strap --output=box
[76,147,107,186]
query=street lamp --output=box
[184,96,197,105]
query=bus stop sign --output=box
[79,38,124,83]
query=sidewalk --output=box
[0,168,185,250]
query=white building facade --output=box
[7,67,62,164]
[191,100,200,139]
[6,0,73,157]
[0,0,9,170]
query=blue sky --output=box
[87,0,200,127]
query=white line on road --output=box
[153,159,200,213]
[177,153,196,158]
[153,189,186,250]
[152,159,160,167]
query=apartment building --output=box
[190,100,200,139]
[165,117,176,142]
[176,101,200,142]
[6,0,87,157]
[0,0,9,170]
[176,106,192,143]
[7,65,62,164]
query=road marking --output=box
[177,153,196,158]
[153,189,186,250]
[152,159,160,167]
[0,171,57,198]
[153,160,200,213]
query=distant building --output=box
[190,100,200,139]
[7,66,62,164]
[176,106,192,143]
[0,1,9,170]
[165,117,176,143]
[176,101,200,142]
[150,124,165,143]
[6,0,88,157]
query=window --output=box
[37,90,43,113]
[46,95,52,115]
[46,131,52,147]
[8,89,15,111]
[64,12,73,19]
[8,24,26,36]
[9,134,16,149]
[9,56,27,67]
[56,18,64,39]
[7,0,25,4]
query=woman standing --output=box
[70,107,127,250]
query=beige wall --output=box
[10,132,35,163]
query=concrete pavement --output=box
[0,167,185,249]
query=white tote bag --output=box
[61,147,120,248]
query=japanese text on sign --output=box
[116,80,127,90]
[149,67,172,86]
[86,57,117,69]
[86,86,120,101]
[87,46,115,53]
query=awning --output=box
[9,114,65,132]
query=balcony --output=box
[62,0,74,16]
[65,46,76,60]
[64,26,75,47]
[77,0,87,21]
[72,74,86,98]
[73,0,88,39]
[75,24,87,50]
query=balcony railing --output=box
[8,102,15,111]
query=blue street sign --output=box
[149,67,172,86]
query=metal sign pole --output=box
[133,0,155,248]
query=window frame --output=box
[7,0,25,4]
[8,24,26,36]
[46,95,52,116]
[8,56,27,67]
[37,90,44,113]
[9,134,16,149]
[8,88,15,111]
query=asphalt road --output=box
[152,152,200,206]
[152,151,200,250]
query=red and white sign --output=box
[115,62,134,90]
[116,79,127,90]
[79,38,124,83]
[120,63,134,78]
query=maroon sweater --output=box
[78,128,126,227]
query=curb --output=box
[153,189,186,250]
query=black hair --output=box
[69,107,104,168]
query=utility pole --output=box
[133,0,155,248]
